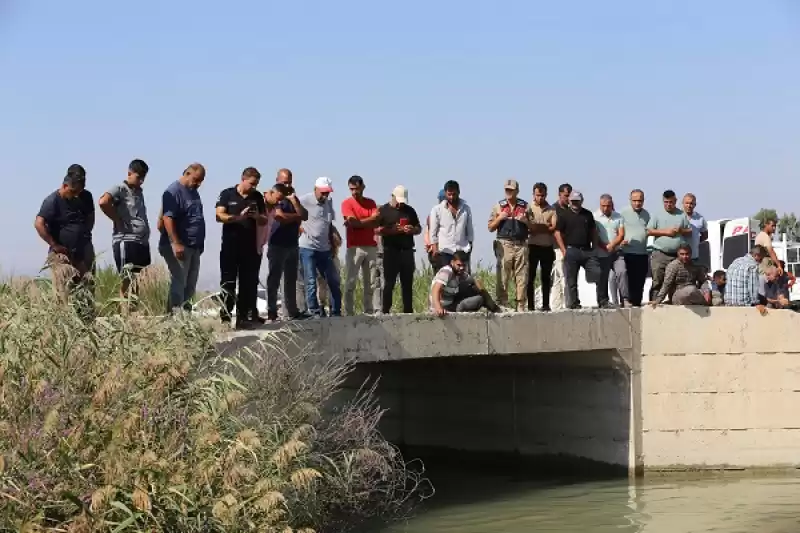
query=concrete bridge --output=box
[218,307,800,476]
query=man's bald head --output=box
[277,168,293,185]
[182,162,206,189]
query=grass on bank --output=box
[0,280,431,532]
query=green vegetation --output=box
[753,208,800,240]
[0,280,430,532]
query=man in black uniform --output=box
[377,185,421,313]
[215,167,267,328]
[553,190,600,309]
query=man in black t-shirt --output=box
[215,167,267,328]
[377,185,421,313]
[35,164,96,303]
[553,190,601,309]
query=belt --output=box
[499,238,527,245]
[567,245,592,251]
[654,249,677,257]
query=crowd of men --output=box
[34,161,796,328]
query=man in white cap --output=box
[298,177,341,317]
[553,190,601,309]
[377,185,421,313]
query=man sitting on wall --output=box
[430,250,500,316]
[650,244,707,307]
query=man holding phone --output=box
[215,167,267,328]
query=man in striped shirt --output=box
[725,245,768,315]
[650,244,707,306]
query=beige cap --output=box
[504,179,519,190]
[392,185,408,203]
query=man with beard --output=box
[430,250,500,316]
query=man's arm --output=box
[700,218,709,243]
[431,281,447,316]
[83,191,95,232]
[653,263,678,304]
[293,194,308,221]
[161,190,182,246]
[608,223,625,250]
[428,206,440,244]
[34,196,66,252]
[98,187,123,229]
[465,205,474,246]
[330,223,342,249]
[487,205,503,232]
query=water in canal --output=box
[379,464,800,533]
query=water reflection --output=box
[381,469,800,533]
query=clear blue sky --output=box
[2,1,799,288]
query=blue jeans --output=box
[159,245,201,312]
[299,248,341,316]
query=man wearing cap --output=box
[554,190,601,309]
[298,177,341,317]
[34,163,96,303]
[488,179,531,311]
[429,180,474,272]
[377,186,421,313]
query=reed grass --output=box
[0,280,431,532]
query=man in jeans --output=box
[620,189,650,306]
[266,168,308,321]
[526,182,558,311]
[594,194,625,308]
[159,163,206,312]
[298,177,341,317]
[378,186,421,313]
[553,190,600,309]
[341,175,379,315]
[647,189,691,301]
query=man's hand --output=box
[621,240,629,246]
[670,227,681,237]
[402,224,414,234]
[435,307,447,317]
[778,265,785,276]
[606,244,616,254]
[430,243,439,255]
[51,244,68,255]
[497,211,509,221]
[778,295,790,307]
[172,241,186,260]
[559,247,567,257]
[756,304,768,316]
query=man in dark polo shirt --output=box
[554,190,600,309]
[266,168,309,321]
[378,185,421,313]
[34,164,95,303]
[215,167,267,328]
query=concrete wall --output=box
[640,306,800,471]
[219,306,800,474]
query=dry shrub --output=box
[0,283,430,532]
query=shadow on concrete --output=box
[343,349,633,487]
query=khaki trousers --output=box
[494,240,529,310]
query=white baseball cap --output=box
[315,176,333,193]
[392,185,408,203]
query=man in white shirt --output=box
[429,180,474,272]
[683,193,708,268]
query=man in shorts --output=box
[99,159,151,300]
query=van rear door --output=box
[721,217,753,269]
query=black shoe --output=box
[540,306,551,312]
[266,311,278,322]
[235,319,257,330]
[290,311,312,320]
[251,314,266,324]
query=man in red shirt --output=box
[341,175,380,315]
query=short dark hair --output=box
[129,159,149,177]
[713,270,726,280]
[444,180,460,192]
[64,164,86,186]
[533,182,547,193]
[752,244,767,257]
[452,250,469,262]
[558,183,572,194]
[242,167,261,180]
[273,183,293,196]
[762,217,777,228]
[348,175,364,187]
[677,243,692,254]
[663,189,677,199]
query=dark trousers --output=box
[564,247,601,308]
[596,255,613,307]
[383,247,415,313]
[623,253,649,306]
[220,241,259,321]
[527,245,556,310]
[266,245,299,316]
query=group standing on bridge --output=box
[34,161,796,328]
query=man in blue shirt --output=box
[159,163,206,312]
